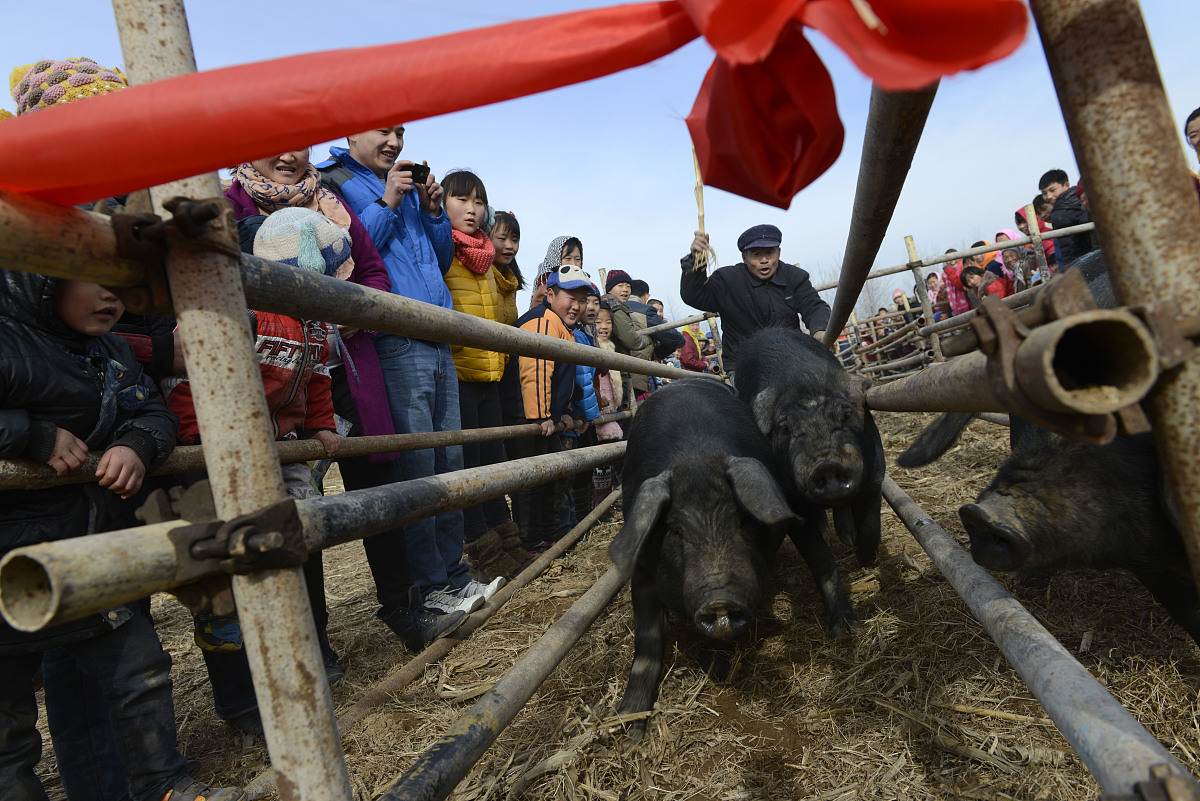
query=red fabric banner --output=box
[0,0,1026,209]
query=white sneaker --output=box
[425,587,484,615]
[461,577,506,601]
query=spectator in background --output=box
[1014,204,1057,272]
[319,127,486,623]
[962,262,1012,304]
[942,249,972,316]
[1033,194,1052,224]
[925,272,948,320]
[1185,107,1200,162]
[648,298,665,317]
[1039,168,1095,268]
[680,320,709,372]
[600,270,651,407]
[628,278,683,397]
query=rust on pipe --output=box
[239,254,704,383]
[0,443,625,631]
[1031,0,1200,593]
[860,349,931,374]
[244,488,625,800]
[975,412,1011,427]
[882,477,1192,795]
[0,412,633,491]
[822,83,939,350]
[854,317,924,354]
[866,308,1157,422]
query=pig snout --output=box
[801,456,861,504]
[959,502,1032,572]
[693,597,753,640]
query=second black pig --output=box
[959,428,1200,646]
[734,328,886,566]
[609,379,859,738]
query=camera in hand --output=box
[403,163,430,185]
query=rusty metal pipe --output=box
[810,222,1096,293]
[0,412,632,491]
[638,311,713,336]
[244,487,626,800]
[240,255,702,382]
[822,83,939,350]
[975,412,1011,427]
[882,477,1193,794]
[859,350,931,374]
[1030,0,1200,594]
[854,318,924,354]
[379,566,628,801]
[0,443,625,631]
[111,2,350,797]
[866,308,1157,418]
[920,285,1042,338]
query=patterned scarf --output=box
[452,228,496,275]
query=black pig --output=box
[609,379,858,737]
[734,328,886,566]
[959,429,1200,646]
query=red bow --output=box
[0,0,1025,209]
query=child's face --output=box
[55,281,123,337]
[548,286,588,325]
[560,246,583,268]
[650,301,664,317]
[596,310,613,339]
[584,295,600,324]
[964,272,983,289]
[445,188,485,235]
[926,275,941,294]
[490,225,519,267]
[1041,180,1069,206]
[610,282,632,303]
[1187,118,1200,155]
[1016,218,1030,236]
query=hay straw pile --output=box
[35,412,1200,800]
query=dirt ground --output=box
[35,411,1200,800]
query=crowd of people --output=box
[3,55,1197,801]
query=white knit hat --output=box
[253,207,352,276]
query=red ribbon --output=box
[0,0,1025,209]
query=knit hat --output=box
[9,58,127,116]
[546,263,594,292]
[605,269,632,294]
[587,283,601,298]
[253,207,353,276]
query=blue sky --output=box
[3,2,1197,324]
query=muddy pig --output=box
[734,328,886,566]
[959,428,1200,646]
[609,379,858,738]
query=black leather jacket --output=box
[0,270,178,652]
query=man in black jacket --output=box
[1039,168,1095,268]
[680,224,829,370]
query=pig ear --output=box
[750,387,778,436]
[608,473,671,578]
[726,457,798,527]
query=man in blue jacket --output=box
[319,126,492,642]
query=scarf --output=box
[234,162,355,280]
[452,228,496,275]
[535,235,571,287]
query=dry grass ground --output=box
[36,412,1200,800]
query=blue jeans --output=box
[0,608,191,801]
[375,335,469,597]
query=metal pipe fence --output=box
[0,0,1195,797]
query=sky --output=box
[3,1,1197,325]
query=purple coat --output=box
[225,179,398,462]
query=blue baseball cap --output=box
[545,263,594,291]
[737,224,782,252]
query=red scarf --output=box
[453,228,495,275]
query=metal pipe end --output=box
[1017,310,1160,415]
[0,552,60,632]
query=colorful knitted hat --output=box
[9,57,128,116]
[253,208,353,277]
[605,269,632,293]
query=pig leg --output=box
[850,483,883,567]
[788,521,860,640]
[1133,569,1200,648]
[616,569,669,739]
